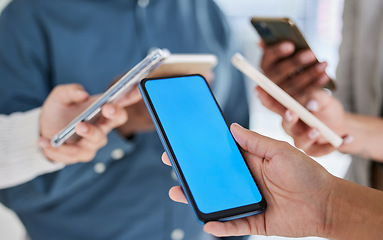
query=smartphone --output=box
[51,48,170,148]
[232,53,343,148]
[251,17,336,90]
[147,54,217,78]
[139,75,267,223]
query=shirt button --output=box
[111,148,124,160]
[171,170,178,181]
[137,0,150,8]
[171,228,185,240]
[94,163,106,174]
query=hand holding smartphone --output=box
[51,48,169,147]
[232,53,343,148]
[251,17,336,90]
[139,75,266,223]
[252,17,310,52]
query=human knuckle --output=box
[68,148,81,158]
[79,151,95,162]
[99,137,108,147]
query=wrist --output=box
[324,177,383,240]
[322,177,348,239]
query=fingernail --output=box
[231,123,246,135]
[306,100,319,112]
[280,43,294,53]
[254,87,260,97]
[308,129,320,139]
[343,135,354,145]
[231,123,245,145]
[284,110,293,122]
[75,90,88,98]
[77,123,88,133]
[232,122,243,129]
[107,105,116,116]
[323,88,333,96]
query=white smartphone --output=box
[147,54,217,78]
[51,48,170,148]
[232,53,343,148]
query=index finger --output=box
[48,84,89,105]
[256,86,286,116]
[114,86,142,107]
[161,152,171,166]
[169,186,188,204]
[261,41,295,72]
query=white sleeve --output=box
[0,108,64,189]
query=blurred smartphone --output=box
[251,17,336,90]
[147,54,217,78]
[51,48,169,148]
[139,75,267,223]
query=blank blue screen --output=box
[145,75,262,214]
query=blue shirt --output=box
[0,0,249,239]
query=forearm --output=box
[339,113,383,161]
[325,177,383,240]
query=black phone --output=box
[251,17,336,90]
[139,75,267,223]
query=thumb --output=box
[47,84,89,105]
[204,214,265,237]
[230,123,285,160]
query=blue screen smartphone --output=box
[139,75,266,223]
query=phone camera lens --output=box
[260,22,268,29]
[254,22,276,43]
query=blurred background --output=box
[217,1,349,240]
[0,0,349,239]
